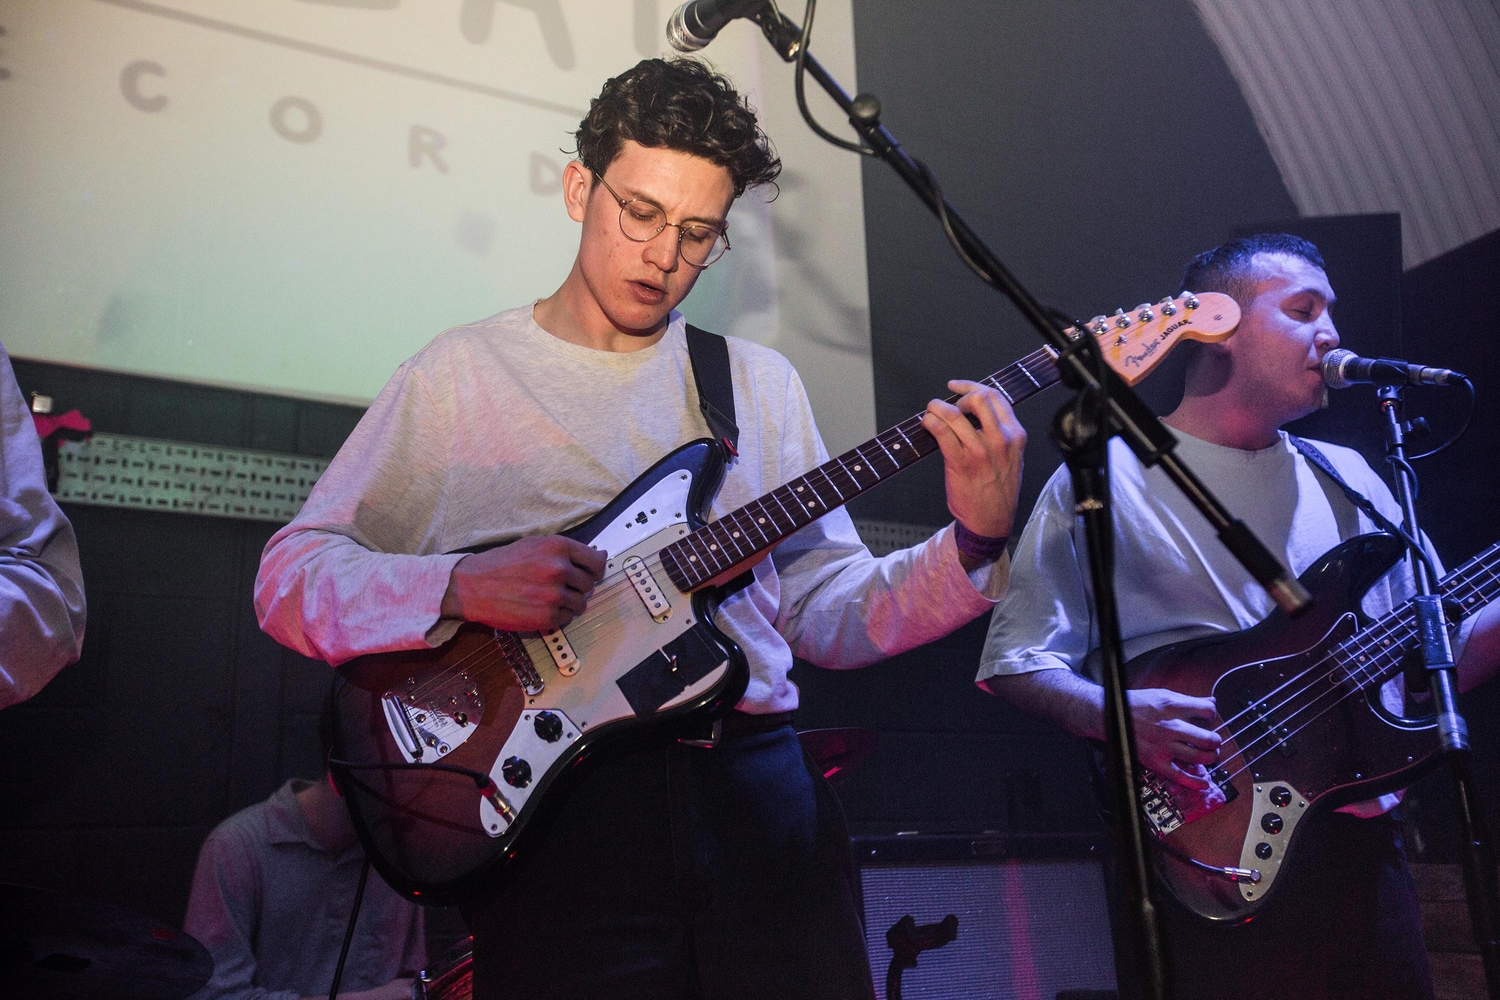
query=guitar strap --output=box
[684,324,740,459]
[1287,435,1406,540]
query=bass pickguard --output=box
[1130,532,1457,923]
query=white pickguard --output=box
[471,467,731,837]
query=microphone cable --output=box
[1402,375,1476,462]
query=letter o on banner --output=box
[269,96,322,145]
[120,60,168,113]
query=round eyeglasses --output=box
[592,171,731,269]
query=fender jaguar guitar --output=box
[332,292,1239,904]
[1132,531,1500,923]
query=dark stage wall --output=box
[1,1,1497,930]
[818,0,1500,850]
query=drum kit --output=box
[0,729,878,1000]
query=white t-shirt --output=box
[978,428,1467,816]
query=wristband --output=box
[954,521,1009,562]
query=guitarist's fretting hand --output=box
[1129,688,1224,790]
[440,535,608,632]
[922,380,1027,568]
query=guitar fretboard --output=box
[1331,539,1500,688]
[658,347,1064,592]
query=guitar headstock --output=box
[1075,292,1240,386]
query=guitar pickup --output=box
[624,556,672,623]
[540,628,579,676]
[1245,699,1297,757]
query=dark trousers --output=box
[1107,810,1435,1000]
[469,724,876,999]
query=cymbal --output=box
[0,884,212,1000]
[797,727,878,781]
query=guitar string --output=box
[1209,589,1447,784]
[382,314,1211,714]
[1207,550,1498,790]
[1212,546,1500,777]
[1194,541,1498,758]
[392,349,1152,707]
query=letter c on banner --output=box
[270,96,323,145]
[121,60,168,113]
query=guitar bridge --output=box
[496,630,544,696]
[381,672,485,764]
[1139,770,1185,838]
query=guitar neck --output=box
[1336,539,1500,685]
[658,347,1064,592]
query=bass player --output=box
[255,58,1027,1000]
[977,232,1500,999]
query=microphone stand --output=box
[741,8,1314,999]
[1379,385,1500,998]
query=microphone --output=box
[1321,349,1465,389]
[666,0,769,52]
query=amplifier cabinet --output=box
[856,834,1118,1000]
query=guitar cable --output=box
[328,856,371,1000]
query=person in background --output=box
[183,700,426,1000]
[0,340,85,709]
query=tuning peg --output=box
[1158,296,1177,316]
[1113,308,1132,329]
[1088,315,1108,335]
[1136,303,1154,323]
[1183,292,1200,309]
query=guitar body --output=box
[332,440,748,904]
[1131,532,1441,922]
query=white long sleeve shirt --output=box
[256,307,1006,714]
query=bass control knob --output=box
[534,711,564,743]
[1261,812,1283,835]
[502,756,532,788]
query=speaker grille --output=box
[862,860,1117,1000]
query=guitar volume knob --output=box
[534,711,564,743]
[502,756,533,788]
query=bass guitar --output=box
[332,292,1239,904]
[1133,531,1500,922]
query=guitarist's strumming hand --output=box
[1129,688,1223,790]
[922,380,1027,571]
[441,535,608,632]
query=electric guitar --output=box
[1132,531,1500,922]
[331,292,1240,904]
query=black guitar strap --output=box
[684,323,740,458]
[1288,435,1405,539]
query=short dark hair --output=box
[1181,233,1327,308]
[574,58,781,199]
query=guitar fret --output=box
[657,295,1248,595]
[766,487,801,533]
[840,452,879,490]
[746,502,776,546]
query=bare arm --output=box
[980,668,1224,790]
[1458,600,1500,693]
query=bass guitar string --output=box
[1213,555,1498,789]
[1194,540,1499,770]
[1213,546,1500,780]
